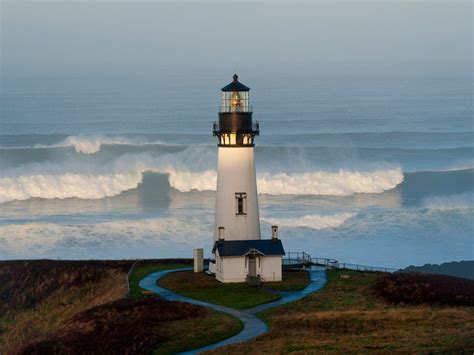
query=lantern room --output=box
[220,74,251,113]
[213,74,259,147]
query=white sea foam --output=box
[0,217,211,259]
[422,193,474,210]
[63,135,138,154]
[0,162,404,204]
[0,172,144,202]
[262,213,355,230]
[166,168,404,196]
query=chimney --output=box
[218,226,225,241]
[271,225,279,241]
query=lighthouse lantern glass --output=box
[221,91,250,113]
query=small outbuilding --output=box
[210,239,285,283]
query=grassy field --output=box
[158,269,310,309]
[155,309,243,354]
[18,298,243,355]
[0,260,132,353]
[0,259,243,355]
[206,269,474,354]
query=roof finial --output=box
[233,73,238,82]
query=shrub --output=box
[17,298,207,354]
[374,272,474,306]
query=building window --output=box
[235,192,247,215]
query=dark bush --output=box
[17,298,207,355]
[374,272,474,306]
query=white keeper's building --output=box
[208,74,285,283]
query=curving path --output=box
[139,267,327,354]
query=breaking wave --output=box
[0,172,144,202]
[0,164,403,204]
[62,135,149,154]
[262,213,355,230]
[0,135,165,154]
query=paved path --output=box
[139,267,327,354]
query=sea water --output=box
[0,74,472,268]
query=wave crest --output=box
[166,168,404,196]
[0,172,143,203]
[63,135,161,154]
[0,167,403,203]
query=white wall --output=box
[214,147,261,241]
[259,256,283,282]
[215,252,283,283]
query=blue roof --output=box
[221,74,250,92]
[213,239,285,257]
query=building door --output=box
[248,256,256,277]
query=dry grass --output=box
[1,268,127,354]
[17,298,208,354]
[0,260,133,316]
[206,270,474,354]
[0,259,243,355]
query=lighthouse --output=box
[213,74,261,241]
[208,74,285,283]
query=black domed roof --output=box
[221,74,250,92]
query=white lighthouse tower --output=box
[209,74,285,283]
[213,74,261,241]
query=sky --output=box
[1,1,472,82]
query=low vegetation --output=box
[207,270,474,354]
[375,272,474,306]
[0,260,131,353]
[16,298,242,355]
[17,298,206,354]
[0,259,242,354]
[158,270,310,309]
[264,269,310,292]
[404,260,474,280]
[0,259,133,316]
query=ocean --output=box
[0,74,472,268]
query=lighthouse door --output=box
[248,256,257,277]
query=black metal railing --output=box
[283,251,399,273]
[212,121,259,134]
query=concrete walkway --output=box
[139,267,327,354]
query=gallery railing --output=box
[283,251,399,273]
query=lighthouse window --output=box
[235,192,247,215]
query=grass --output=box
[18,298,243,355]
[0,259,133,316]
[206,269,474,354]
[155,309,244,354]
[1,268,128,354]
[0,259,243,355]
[159,271,279,309]
[158,270,310,309]
[128,261,191,299]
[272,269,310,291]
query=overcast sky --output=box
[1,1,472,81]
